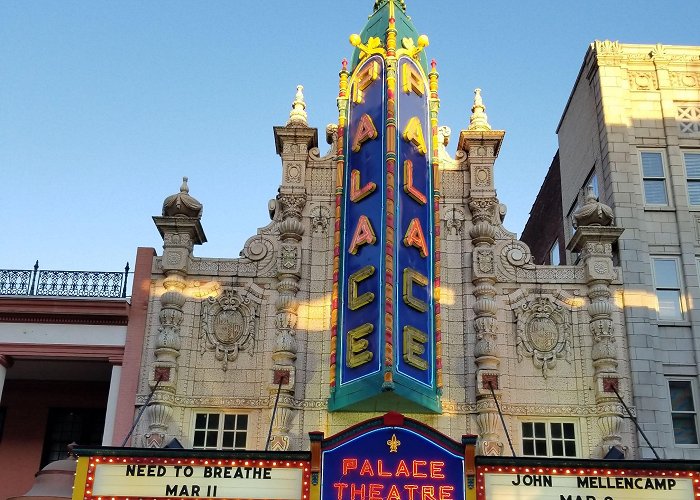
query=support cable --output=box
[487,381,516,457]
[121,375,163,447]
[611,385,660,459]
[265,376,285,452]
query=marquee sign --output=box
[71,450,310,500]
[314,413,466,500]
[330,17,441,413]
[477,460,700,500]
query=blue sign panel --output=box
[320,416,465,500]
[395,57,434,389]
[337,55,386,387]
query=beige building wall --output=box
[129,96,636,459]
[557,41,700,459]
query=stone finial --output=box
[573,185,614,227]
[287,85,308,126]
[162,176,203,219]
[468,88,492,131]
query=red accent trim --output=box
[0,297,129,325]
[82,457,311,500]
[112,248,155,446]
[383,411,404,426]
[0,354,13,369]
[0,342,124,362]
[475,465,700,500]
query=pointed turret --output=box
[468,88,492,131]
[287,85,308,126]
[349,0,429,73]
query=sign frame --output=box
[72,447,311,500]
[476,456,700,500]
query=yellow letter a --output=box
[349,215,377,254]
[403,218,429,258]
[352,114,378,152]
[402,117,427,155]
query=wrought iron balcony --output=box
[0,261,130,298]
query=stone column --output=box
[0,355,13,404]
[569,187,625,457]
[102,364,122,445]
[459,89,506,456]
[269,87,317,450]
[149,177,206,448]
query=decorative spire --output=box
[573,185,614,227]
[287,85,308,126]
[374,0,406,12]
[468,88,492,131]
[162,176,203,219]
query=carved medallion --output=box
[201,289,258,370]
[515,297,572,378]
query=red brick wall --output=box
[0,380,108,499]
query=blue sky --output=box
[1,1,698,272]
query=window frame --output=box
[549,240,560,266]
[520,420,578,458]
[191,411,249,451]
[667,378,699,447]
[683,151,700,207]
[639,149,670,206]
[585,169,599,200]
[650,256,685,321]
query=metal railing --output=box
[0,261,130,298]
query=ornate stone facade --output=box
[132,2,636,460]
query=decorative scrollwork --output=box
[35,269,126,298]
[309,124,339,162]
[0,269,33,295]
[515,296,572,378]
[201,289,258,371]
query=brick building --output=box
[0,249,153,498]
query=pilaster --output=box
[148,178,206,448]
[569,191,625,457]
[459,89,506,456]
[269,94,317,450]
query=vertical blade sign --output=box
[331,52,439,413]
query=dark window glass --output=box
[564,441,576,457]
[42,408,104,467]
[195,413,207,428]
[235,432,247,449]
[551,440,563,456]
[207,414,219,430]
[551,423,562,439]
[534,422,546,438]
[563,423,575,439]
[193,431,205,447]
[535,440,547,456]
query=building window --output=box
[684,152,700,205]
[193,412,248,450]
[586,170,599,199]
[549,241,560,265]
[668,380,699,445]
[651,257,684,320]
[41,408,105,467]
[522,422,577,457]
[640,151,668,205]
